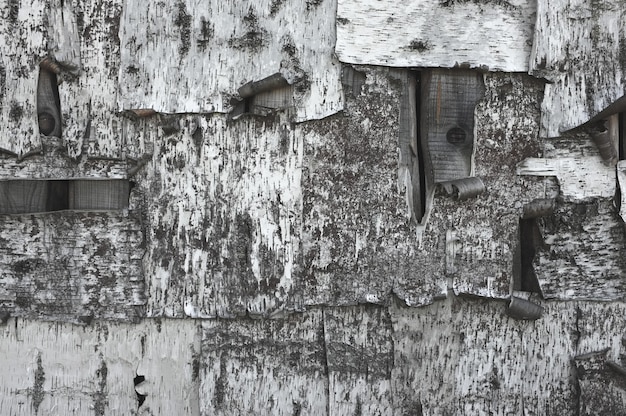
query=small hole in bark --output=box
[446,127,466,144]
[134,374,146,407]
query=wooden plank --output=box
[420,69,484,184]
[117,0,343,122]
[0,0,47,157]
[200,311,328,415]
[0,318,199,416]
[336,0,535,72]
[531,0,626,137]
[0,212,144,322]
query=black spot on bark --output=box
[8,0,19,25]
[126,66,139,74]
[214,353,227,407]
[0,311,9,324]
[193,124,204,152]
[93,359,108,416]
[32,354,45,413]
[228,9,268,51]
[407,40,430,52]
[269,0,286,16]
[174,1,192,57]
[12,258,44,274]
[197,17,214,50]
[0,64,5,103]
[9,101,23,123]
[337,17,350,24]
[306,0,323,10]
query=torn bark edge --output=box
[437,177,485,201]
[522,198,555,219]
[238,73,289,98]
[229,73,291,121]
[126,109,157,119]
[127,154,152,177]
[589,120,618,166]
[606,361,626,378]
[40,56,80,84]
[506,296,543,320]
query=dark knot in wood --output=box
[38,112,55,136]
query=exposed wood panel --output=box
[0,212,144,323]
[0,0,47,156]
[531,0,626,137]
[118,0,343,122]
[200,312,328,415]
[0,318,199,416]
[335,0,535,72]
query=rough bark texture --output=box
[1,0,626,415]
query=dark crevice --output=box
[134,374,146,407]
[414,72,426,222]
[46,180,69,212]
[518,218,544,295]
[37,60,62,138]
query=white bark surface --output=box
[118,0,343,122]
[531,0,626,137]
[336,0,536,72]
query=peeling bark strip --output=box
[118,0,343,121]
[531,0,626,137]
[335,0,535,71]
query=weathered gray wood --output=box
[336,0,536,72]
[421,69,484,184]
[531,0,626,137]
[118,0,343,122]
